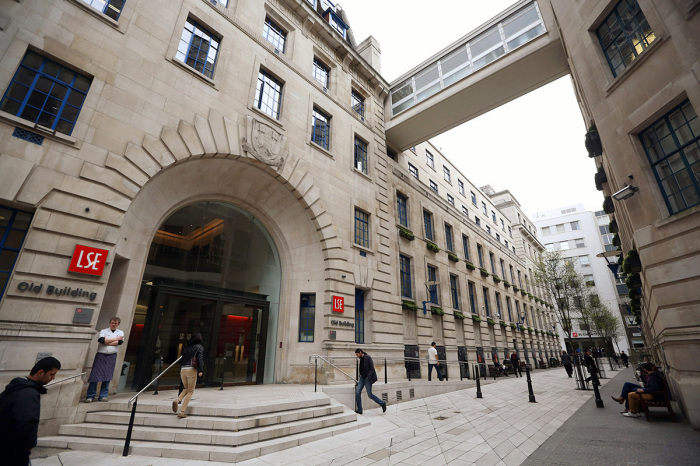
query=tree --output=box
[590,301,622,353]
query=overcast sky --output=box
[345,0,604,217]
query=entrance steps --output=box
[38,388,369,462]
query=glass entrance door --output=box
[213,303,267,385]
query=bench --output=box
[639,377,675,421]
[487,364,504,378]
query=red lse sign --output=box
[332,296,344,313]
[68,245,108,276]
[572,332,578,337]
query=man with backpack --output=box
[354,348,386,415]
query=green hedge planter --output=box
[479,268,490,277]
[492,275,501,283]
[398,227,415,240]
[402,300,418,312]
[454,311,466,320]
[471,315,482,323]
[465,260,476,271]
[430,307,445,316]
[427,241,440,253]
[448,252,459,262]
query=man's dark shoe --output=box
[355,410,362,415]
[381,403,386,413]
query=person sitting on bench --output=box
[624,364,663,418]
[611,362,653,414]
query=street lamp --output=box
[596,250,623,279]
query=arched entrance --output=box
[123,201,281,390]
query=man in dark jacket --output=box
[561,351,573,378]
[510,352,521,377]
[0,356,61,466]
[354,348,386,415]
[584,349,600,385]
[625,365,664,418]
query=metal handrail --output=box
[123,355,181,457]
[45,372,86,387]
[128,355,182,406]
[309,354,358,385]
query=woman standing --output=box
[561,351,573,378]
[172,333,204,419]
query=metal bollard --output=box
[385,358,387,384]
[475,366,482,399]
[314,357,317,393]
[592,372,604,408]
[525,364,536,403]
[220,357,226,391]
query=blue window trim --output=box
[355,289,365,344]
[506,297,512,322]
[351,90,365,119]
[489,252,496,274]
[311,107,331,150]
[468,281,476,313]
[427,265,438,304]
[444,223,453,252]
[354,208,369,248]
[400,254,412,298]
[500,259,506,279]
[596,0,655,78]
[354,136,368,174]
[397,193,408,227]
[639,100,700,215]
[0,207,32,298]
[263,17,287,52]
[298,293,315,342]
[313,57,330,88]
[483,287,490,316]
[176,18,220,79]
[450,274,459,310]
[423,210,434,241]
[255,70,282,119]
[495,292,502,317]
[477,243,484,268]
[408,163,419,179]
[0,51,91,136]
[462,235,470,261]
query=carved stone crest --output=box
[242,116,286,168]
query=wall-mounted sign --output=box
[572,332,578,337]
[330,319,354,329]
[17,281,98,301]
[332,295,344,313]
[68,245,108,276]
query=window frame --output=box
[426,150,435,169]
[444,223,454,252]
[263,16,287,53]
[427,265,439,304]
[298,293,315,342]
[450,274,460,310]
[408,163,419,179]
[354,207,370,248]
[175,18,220,79]
[423,209,434,241]
[351,89,365,120]
[354,135,368,174]
[311,106,331,150]
[312,57,330,89]
[400,254,413,298]
[255,69,283,120]
[397,192,408,227]
[355,289,365,344]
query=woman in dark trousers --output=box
[561,351,573,378]
[172,333,204,419]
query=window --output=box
[506,297,512,322]
[355,289,365,344]
[491,210,496,223]
[354,136,368,174]
[311,107,330,150]
[444,223,454,252]
[299,293,315,342]
[471,191,477,206]
[483,287,491,316]
[450,274,460,309]
[0,207,31,298]
[263,17,286,52]
[351,90,365,119]
[462,235,470,261]
[599,225,611,235]
[496,233,500,241]
[556,224,565,234]
[429,180,438,193]
[176,19,220,79]
[468,281,477,313]
[423,210,434,241]
[504,240,508,248]
[515,300,521,322]
[584,274,595,287]
[408,163,419,179]
[489,252,496,274]
[575,238,585,248]
[495,292,502,318]
[501,219,505,231]
[570,221,581,230]
[312,58,330,88]
[579,255,590,266]
[397,192,408,227]
[458,180,465,195]
[462,206,468,216]
[427,265,439,304]
[482,201,487,215]
[500,259,506,279]
[410,146,416,153]
[508,226,512,237]
[517,270,522,287]
[447,194,455,206]
[426,150,435,168]
[443,166,451,182]
[596,0,655,78]
[400,255,412,298]
[354,208,369,248]
[640,100,700,214]
[475,217,481,226]
[81,0,125,20]
[0,51,91,135]
[486,225,491,235]
[477,243,484,268]
[542,227,551,236]
[255,70,282,119]
[509,265,515,283]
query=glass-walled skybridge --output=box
[384,0,570,151]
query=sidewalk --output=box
[30,367,698,465]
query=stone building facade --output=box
[0,0,559,435]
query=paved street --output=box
[32,367,697,465]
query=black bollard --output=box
[122,397,138,456]
[592,372,604,408]
[475,366,482,399]
[525,364,536,403]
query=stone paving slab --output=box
[31,367,699,465]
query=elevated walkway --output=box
[384,0,570,151]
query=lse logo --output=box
[572,332,578,337]
[332,296,344,313]
[68,245,108,276]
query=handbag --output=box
[190,346,200,370]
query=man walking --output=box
[0,356,61,466]
[620,350,629,368]
[510,351,521,377]
[428,342,443,381]
[86,317,124,402]
[584,348,600,385]
[561,351,573,378]
[354,348,386,415]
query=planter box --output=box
[398,227,415,240]
[499,321,507,327]
[492,275,501,283]
[487,318,496,325]
[479,268,490,277]
[503,281,511,288]
[603,196,614,214]
[427,241,440,253]
[402,300,418,312]
[609,219,618,234]
[510,324,517,330]
[465,260,476,271]
[448,252,459,262]
[585,128,603,157]
[430,306,445,316]
[471,315,482,323]
[454,312,466,320]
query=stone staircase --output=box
[38,391,369,462]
